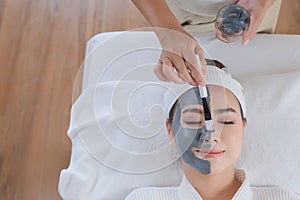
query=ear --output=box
[242,119,247,128]
[166,119,174,141]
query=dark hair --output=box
[167,99,179,126]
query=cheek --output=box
[175,129,197,152]
[220,124,244,157]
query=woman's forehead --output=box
[180,86,241,114]
[208,85,240,110]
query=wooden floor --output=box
[0,0,299,199]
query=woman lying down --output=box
[126,65,299,200]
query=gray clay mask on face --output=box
[172,87,215,174]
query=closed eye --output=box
[220,121,235,125]
[184,121,202,125]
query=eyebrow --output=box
[182,107,237,115]
[182,108,203,114]
[214,108,237,114]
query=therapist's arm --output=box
[132,0,182,30]
[132,0,207,86]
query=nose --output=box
[204,130,220,143]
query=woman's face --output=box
[168,85,246,175]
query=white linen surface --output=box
[236,69,300,190]
[59,31,300,199]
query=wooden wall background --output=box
[0,0,299,199]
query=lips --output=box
[192,148,225,159]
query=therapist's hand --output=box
[215,0,276,45]
[154,28,207,86]
[131,0,206,86]
[237,0,276,45]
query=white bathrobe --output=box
[125,169,300,200]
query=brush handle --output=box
[199,86,208,98]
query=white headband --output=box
[163,65,246,118]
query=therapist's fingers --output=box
[171,53,197,85]
[154,60,169,82]
[215,29,231,43]
[195,45,207,76]
[241,12,264,45]
[237,0,275,46]
[183,47,206,86]
[188,66,206,87]
[161,58,185,84]
[154,27,208,85]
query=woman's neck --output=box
[182,162,241,200]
